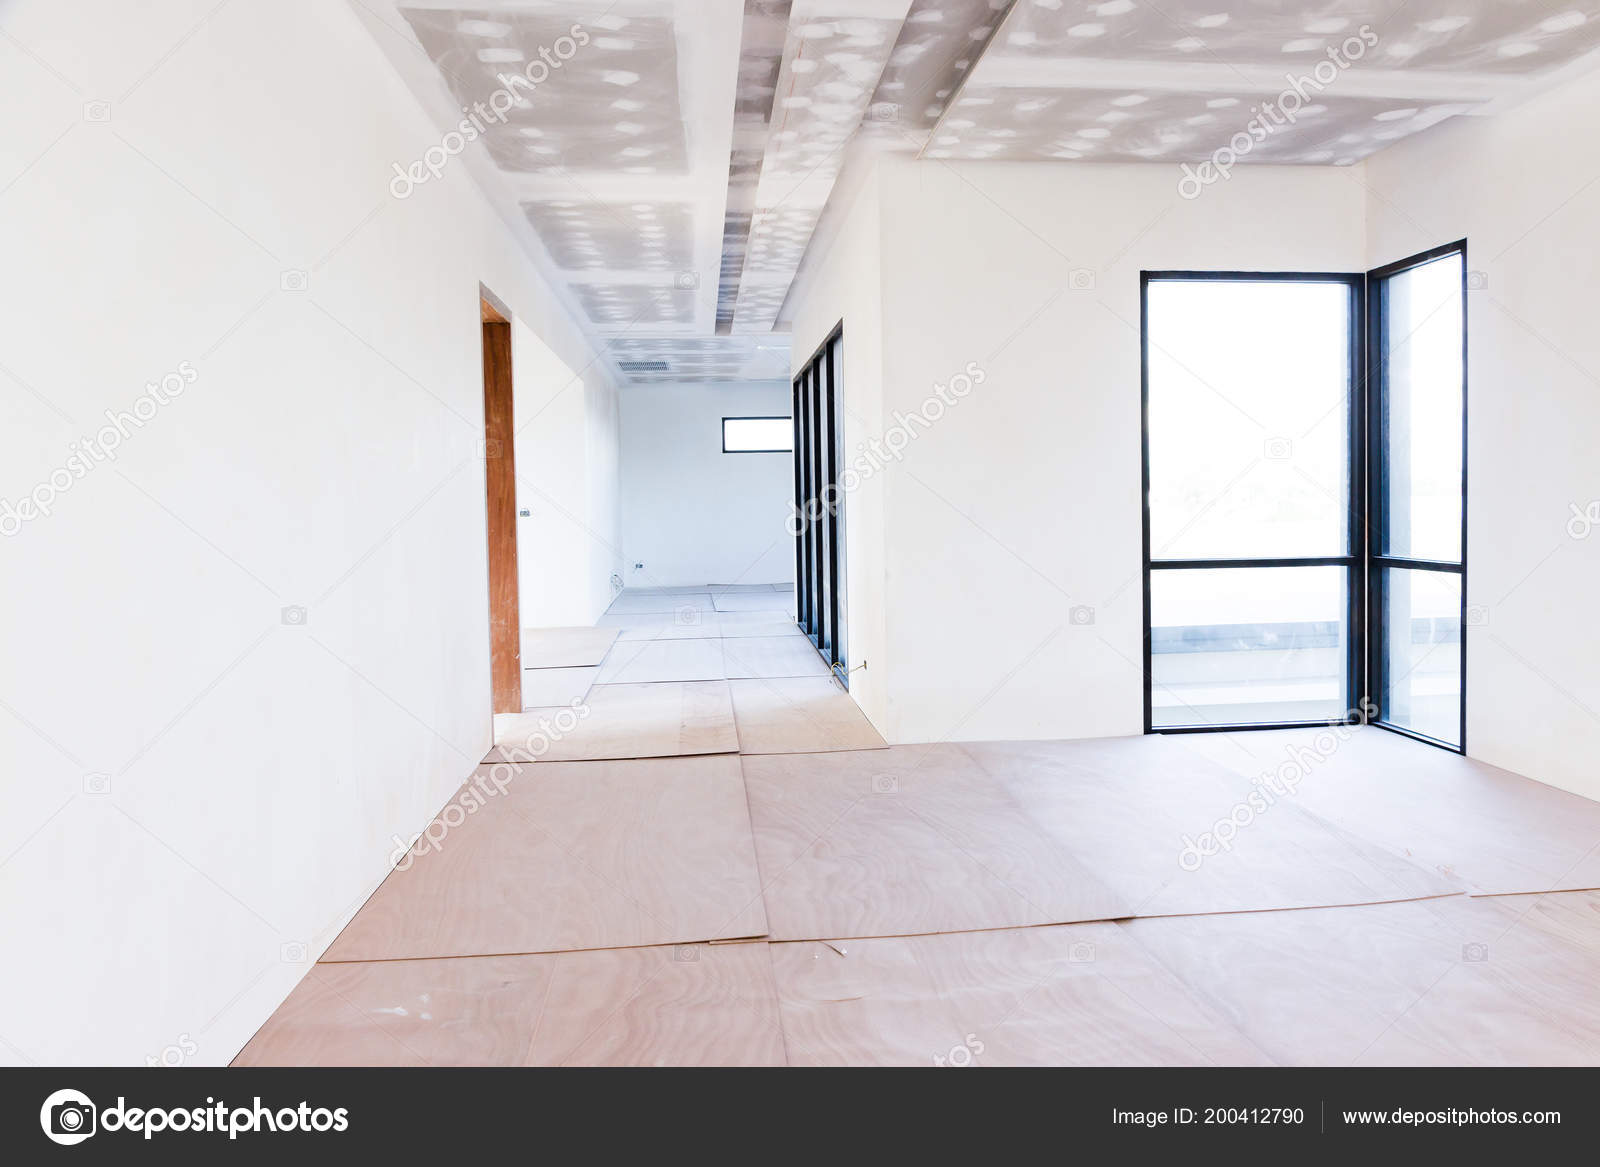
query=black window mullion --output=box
[822,341,840,667]
[798,367,814,634]
[1367,240,1468,752]
[793,379,806,617]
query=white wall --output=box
[513,322,622,626]
[0,0,619,1065]
[789,162,890,731]
[619,382,795,587]
[791,155,1367,745]
[1365,72,1600,800]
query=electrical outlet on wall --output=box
[633,562,644,571]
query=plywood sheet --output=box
[729,676,888,755]
[488,681,738,763]
[520,625,620,669]
[234,955,555,1066]
[235,942,784,1067]
[743,744,1129,940]
[517,665,597,708]
[599,612,724,641]
[960,735,1459,917]
[608,592,715,614]
[322,755,767,960]
[529,941,784,1066]
[722,635,832,679]
[771,923,1270,1067]
[707,583,787,595]
[595,638,725,684]
[1176,727,1600,896]
[712,592,795,613]
[1124,891,1600,1066]
[718,619,805,639]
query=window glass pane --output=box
[1379,568,1461,746]
[724,417,791,452]
[1380,253,1464,562]
[1147,280,1351,559]
[1150,566,1348,728]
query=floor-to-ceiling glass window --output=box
[1143,274,1362,731]
[792,327,847,683]
[1369,243,1467,749]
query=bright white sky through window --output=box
[723,417,791,452]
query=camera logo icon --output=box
[674,271,699,290]
[40,1089,97,1145]
[1069,604,1096,626]
[281,605,308,627]
[82,100,112,123]
[1467,270,1489,291]
[279,269,309,292]
[1462,942,1490,963]
[1264,436,1294,461]
[1068,268,1096,291]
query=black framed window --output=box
[723,416,792,453]
[1368,241,1468,751]
[792,325,847,684]
[1142,272,1363,733]
[1141,246,1467,752]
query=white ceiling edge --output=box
[1473,38,1600,116]
[773,132,883,338]
[971,56,1523,103]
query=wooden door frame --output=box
[480,289,520,714]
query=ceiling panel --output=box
[989,1,1600,75]
[400,7,690,174]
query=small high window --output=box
[722,416,792,453]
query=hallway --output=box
[234,587,1600,1067]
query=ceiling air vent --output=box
[617,360,670,373]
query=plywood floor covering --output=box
[240,588,1600,1066]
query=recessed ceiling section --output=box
[523,200,696,272]
[730,0,914,331]
[716,0,795,331]
[399,6,690,174]
[863,0,1014,146]
[605,336,793,383]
